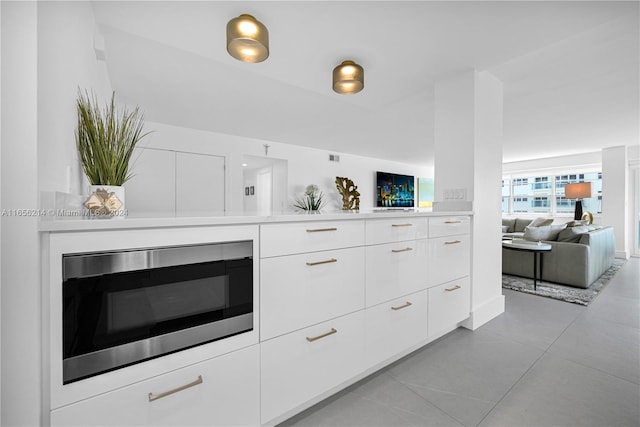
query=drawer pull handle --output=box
[306,227,337,233]
[445,285,461,292]
[392,223,413,227]
[392,247,413,253]
[444,240,461,245]
[306,258,337,266]
[391,301,413,311]
[306,328,337,342]
[445,220,462,224]
[148,375,203,402]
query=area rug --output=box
[502,259,626,306]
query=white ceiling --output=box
[92,1,639,166]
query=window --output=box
[503,170,602,216]
[511,174,552,214]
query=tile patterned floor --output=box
[279,258,640,427]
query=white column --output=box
[434,70,505,329]
[602,146,629,258]
[1,1,41,425]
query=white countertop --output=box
[39,209,473,232]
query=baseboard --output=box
[461,294,505,330]
[615,250,629,259]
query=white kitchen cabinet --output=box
[125,148,225,217]
[428,216,471,238]
[365,217,428,245]
[428,277,471,337]
[260,247,365,340]
[260,220,364,258]
[364,290,428,369]
[176,151,225,216]
[428,234,470,286]
[50,345,260,427]
[365,239,428,307]
[126,147,176,216]
[260,311,365,425]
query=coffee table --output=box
[502,239,552,290]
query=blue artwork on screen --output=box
[376,171,415,208]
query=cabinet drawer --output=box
[429,216,471,238]
[260,220,364,257]
[428,277,470,337]
[365,217,428,245]
[364,290,428,369]
[51,345,260,427]
[260,247,365,340]
[365,239,428,307]
[428,234,470,286]
[260,311,365,424]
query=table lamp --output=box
[564,182,592,220]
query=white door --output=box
[256,168,272,216]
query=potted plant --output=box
[76,89,150,217]
[293,184,326,211]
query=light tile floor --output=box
[279,257,640,427]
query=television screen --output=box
[376,171,415,208]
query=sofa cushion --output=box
[514,218,533,232]
[502,225,509,233]
[523,224,567,241]
[529,217,554,227]
[502,218,516,233]
[557,225,589,243]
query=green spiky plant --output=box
[76,89,150,186]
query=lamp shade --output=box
[564,182,592,199]
[226,14,269,63]
[333,60,364,94]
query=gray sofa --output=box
[502,223,616,289]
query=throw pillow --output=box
[523,224,567,242]
[565,220,584,227]
[514,218,533,233]
[502,218,516,233]
[529,217,554,227]
[557,225,589,243]
[502,225,509,233]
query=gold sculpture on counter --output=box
[335,176,360,210]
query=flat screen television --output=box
[376,171,415,208]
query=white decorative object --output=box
[84,185,126,218]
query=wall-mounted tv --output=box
[376,171,415,208]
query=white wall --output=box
[434,70,505,330]
[502,151,602,175]
[134,122,432,213]
[1,2,40,426]
[38,1,112,196]
[1,2,112,425]
[602,146,629,258]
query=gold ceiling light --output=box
[332,60,364,94]
[226,14,269,63]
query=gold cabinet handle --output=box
[445,220,462,224]
[392,247,413,253]
[444,240,461,245]
[391,301,413,311]
[392,223,413,227]
[306,328,337,342]
[306,258,337,266]
[306,227,337,233]
[148,375,203,402]
[445,285,461,292]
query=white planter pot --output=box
[84,185,126,219]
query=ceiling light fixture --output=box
[226,14,269,63]
[332,60,364,94]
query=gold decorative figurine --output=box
[335,177,360,210]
